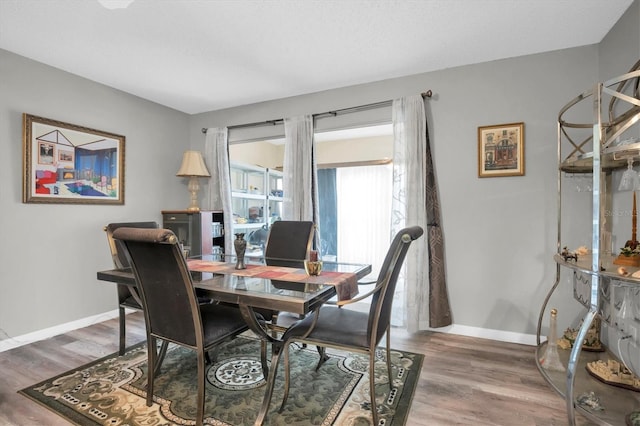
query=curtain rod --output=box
[201,90,432,134]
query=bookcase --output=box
[161,210,224,258]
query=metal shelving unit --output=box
[230,162,283,257]
[536,61,640,425]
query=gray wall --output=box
[599,0,640,79]
[190,46,602,340]
[0,49,189,342]
[1,1,638,346]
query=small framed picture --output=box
[478,122,525,178]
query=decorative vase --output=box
[234,233,246,270]
[539,308,565,372]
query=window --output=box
[315,124,393,278]
[228,124,394,280]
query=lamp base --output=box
[186,177,201,212]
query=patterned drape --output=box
[423,104,452,328]
[392,95,452,331]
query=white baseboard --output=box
[427,323,537,346]
[1,312,537,353]
[0,309,121,353]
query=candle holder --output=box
[304,260,323,276]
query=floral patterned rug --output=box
[19,335,422,425]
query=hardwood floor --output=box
[0,312,592,425]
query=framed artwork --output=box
[22,113,125,204]
[478,122,525,178]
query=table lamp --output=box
[176,150,210,212]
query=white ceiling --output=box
[0,0,634,114]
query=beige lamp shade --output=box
[176,151,210,177]
[176,151,210,212]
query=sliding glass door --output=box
[318,163,391,278]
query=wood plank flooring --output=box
[0,312,593,425]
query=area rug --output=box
[19,335,422,425]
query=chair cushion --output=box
[284,306,370,349]
[200,304,258,347]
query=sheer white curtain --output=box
[336,164,392,277]
[391,95,429,331]
[204,127,234,255]
[283,115,318,226]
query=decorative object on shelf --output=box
[614,158,640,266]
[234,233,247,270]
[477,122,525,178]
[22,113,125,205]
[539,308,565,372]
[586,359,640,392]
[557,317,604,352]
[176,150,210,212]
[560,246,578,262]
[619,157,640,191]
[619,266,632,277]
[615,286,637,339]
[575,246,589,256]
[615,243,640,267]
[564,172,593,192]
[576,391,604,411]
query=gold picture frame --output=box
[478,122,525,178]
[22,113,125,204]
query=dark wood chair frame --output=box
[104,221,159,355]
[113,227,262,426]
[278,226,424,425]
[247,220,315,369]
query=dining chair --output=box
[260,220,315,325]
[278,225,424,425]
[263,220,315,268]
[112,227,261,426]
[104,221,159,355]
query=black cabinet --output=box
[162,210,224,257]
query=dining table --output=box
[96,254,371,425]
